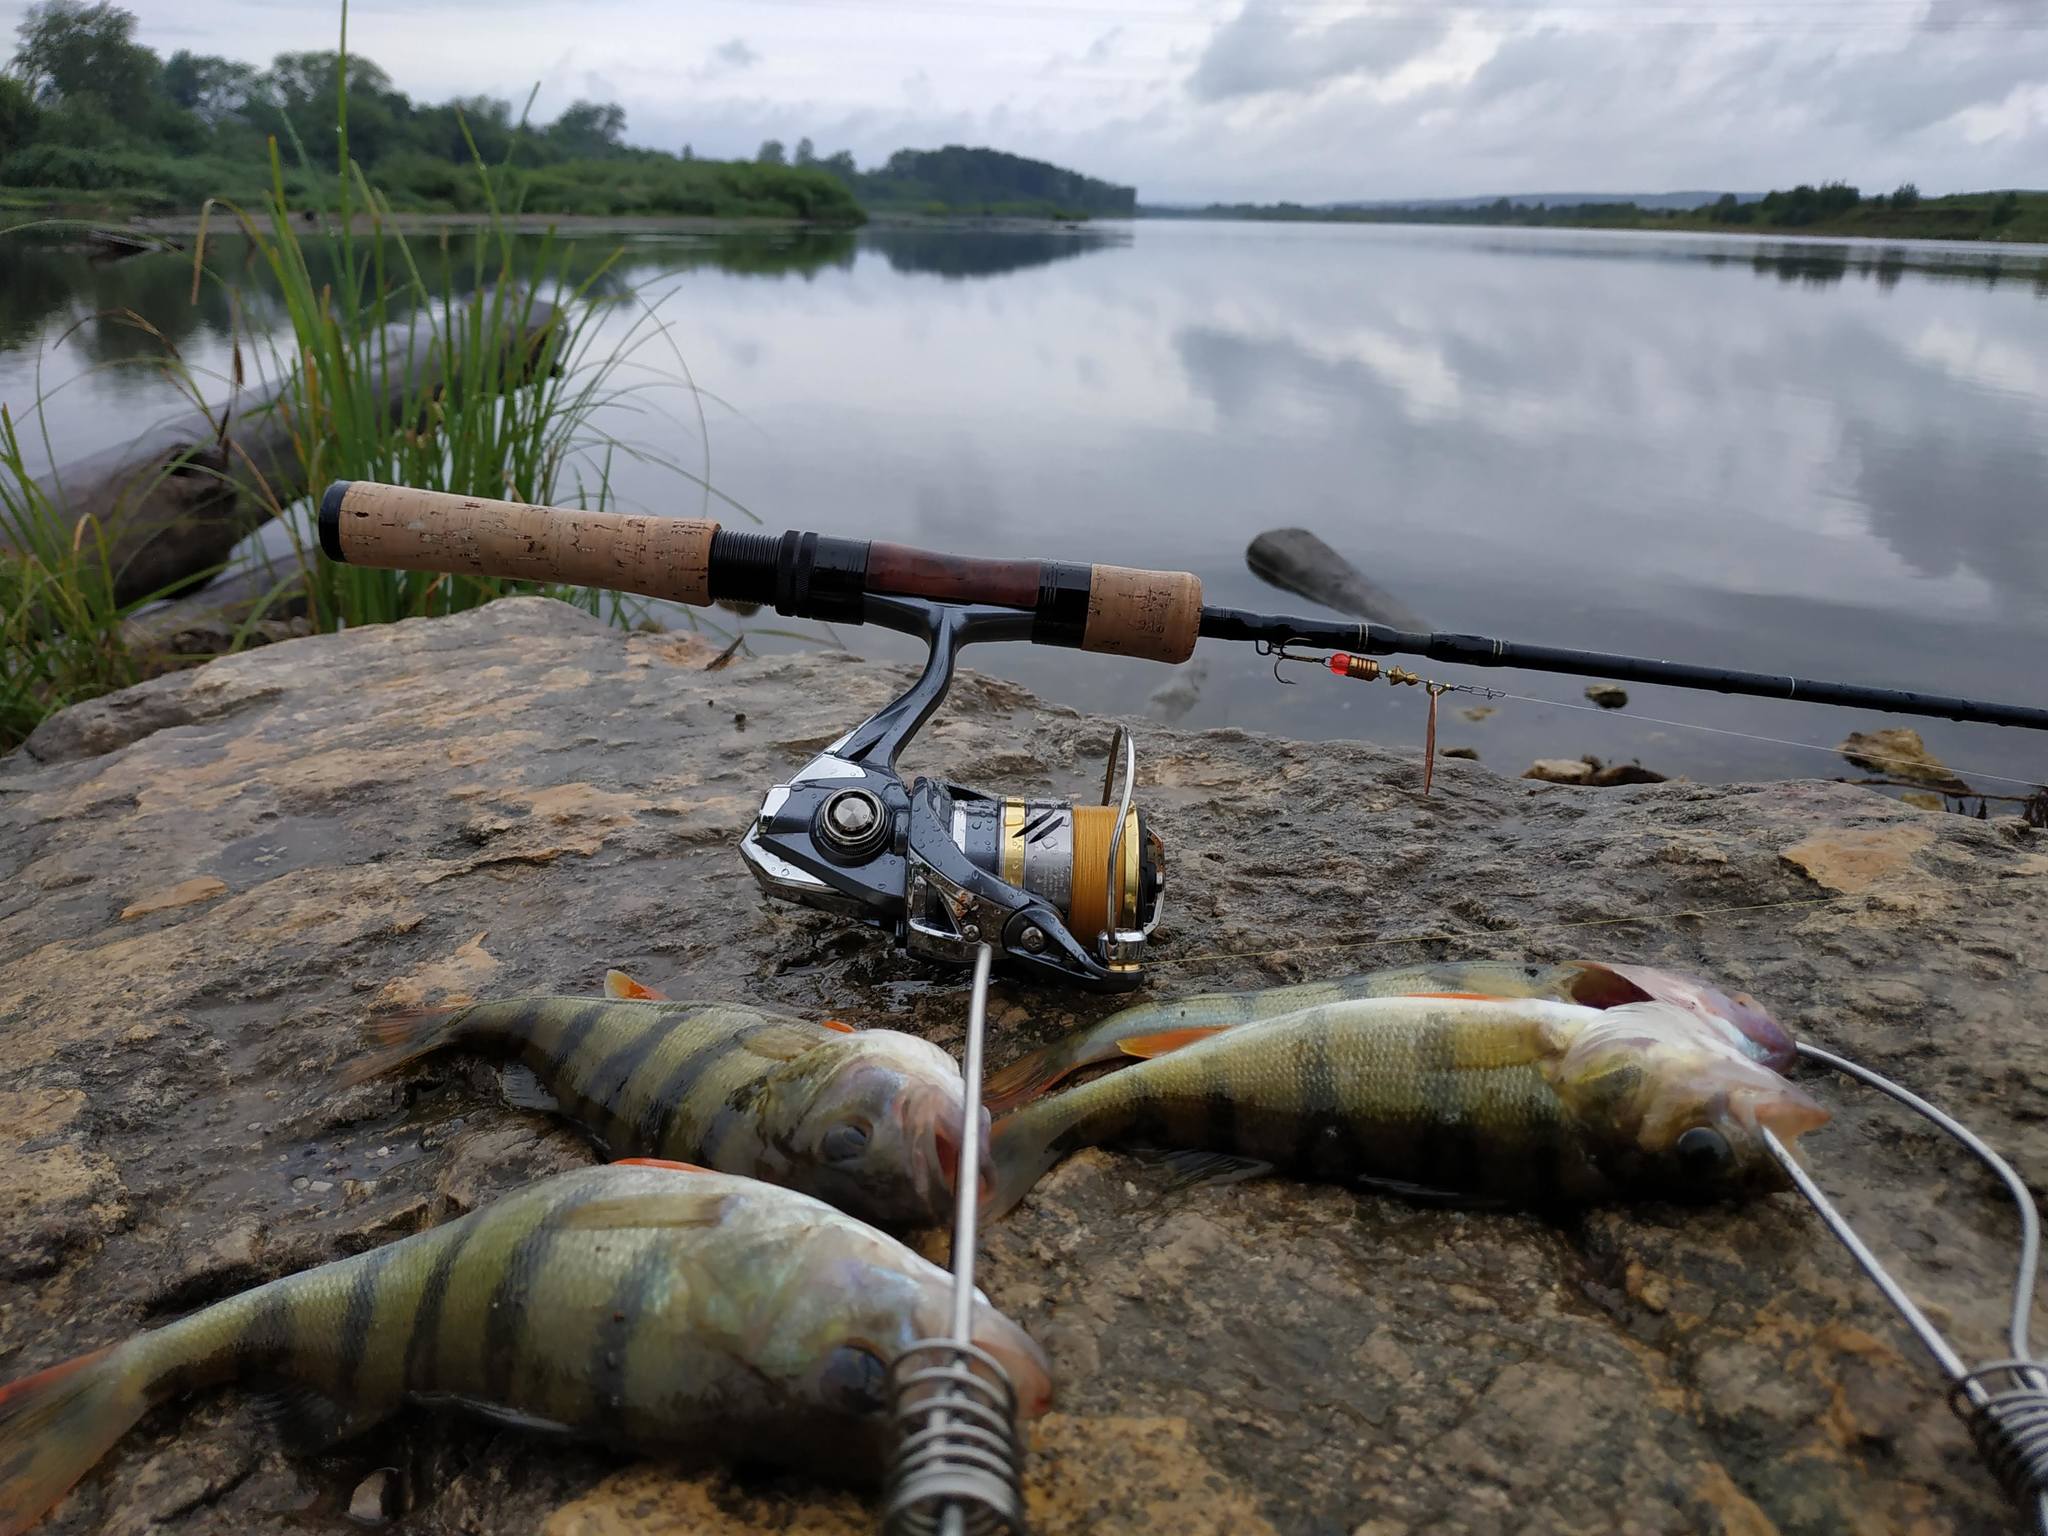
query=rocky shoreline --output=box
[3,597,2043,1535]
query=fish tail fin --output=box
[337,1005,469,1088]
[0,1344,146,1536]
[984,1100,1076,1219]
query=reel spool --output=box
[939,731,1164,977]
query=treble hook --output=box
[1254,638,1327,686]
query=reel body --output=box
[740,598,1164,989]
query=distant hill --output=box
[842,147,1136,218]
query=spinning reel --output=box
[319,477,2048,993]
[740,599,1166,990]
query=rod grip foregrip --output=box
[1079,564,1203,664]
[319,481,717,605]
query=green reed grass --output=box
[2,3,721,748]
[0,403,140,748]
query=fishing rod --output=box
[317,481,2047,989]
[319,481,2048,732]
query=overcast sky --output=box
[14,0,2048,202]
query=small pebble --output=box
[291,1176,309,1191]
[348,1467,401,1526]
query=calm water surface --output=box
[5,221,2045,792]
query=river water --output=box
[4,220,2045,793]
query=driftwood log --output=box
[14,291,562,607]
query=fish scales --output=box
[981,959,1796,1114]
[1186,1006,1571,1195]
[986,994,1825,1213]
[0,1166,1058,1536]
[343,997,970,1227]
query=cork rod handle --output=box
[319,480,1204,665]
[319,482,718,606]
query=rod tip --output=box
[318,481,351,563]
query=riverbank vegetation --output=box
[0,1,861,222]
[1,6,736,748]
[0,4,1128,224]
[1153,182,2048,243]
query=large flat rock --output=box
[2,597,2043,1536]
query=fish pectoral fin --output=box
[246,1385,386,1448]
[611,1157,715,1173]
[1138,1147,1274,1192]
[498,1064,563,1114]
[604,969,671,1001]
[1117,1026,1230,1059]
[413,1394,581,1438]
[1394,991,1513,1001]
[818,1018,859,1034]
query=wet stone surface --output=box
[2,596,2045,1535]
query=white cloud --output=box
[8,0,2045,198]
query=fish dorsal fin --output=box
[1117,1026,1230,1059]
[605,969,671,1001]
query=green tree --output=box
[756,137,785,165]
[548,99,625,157]
[251,50,402,166]
[794,135,814,164]
[1892,181,1920,209]
[1991,189,2020,227]
[10,0,157,121]
[161,50,258,125]
[0,70,40,155]
[821,149,856,180]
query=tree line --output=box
[0,1,1134,221]
[0,0,858,218]
[747,140,1136,218]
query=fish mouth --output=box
[914,1088,991,1215]
[969,1312,1055,1420]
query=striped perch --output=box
[0,1164,1053,1536]
[985,995,1828,1216]
[344,987,974,1227]
[983,959,1794,1112]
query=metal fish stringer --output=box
[883,945,1030,1536]
[1763,1042,2048,1533]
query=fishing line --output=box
[1474,687,2048,790]
[1146,889,1888,970]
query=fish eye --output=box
[821,1120,871,1163]
[817,1344,890,1416]
[1675,1126,1733,1177]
